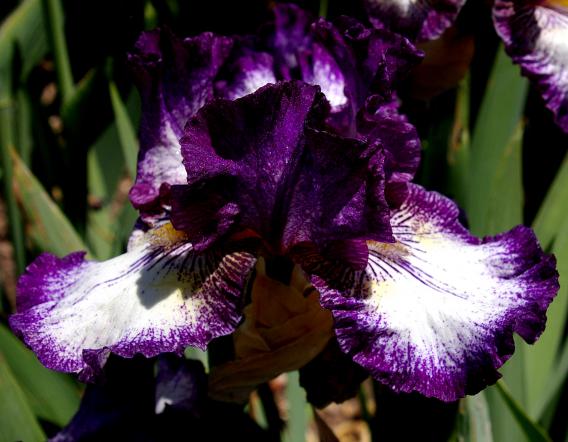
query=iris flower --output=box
[365,0,568,132]
[10,5,558,403]
[494,0,568,132]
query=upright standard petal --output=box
[364,0,466,41]
[215,49,277,100]
[10,223,256,380]
[313,184,558,401]
[216,4,422,136]
[494,0,568,132]
[171,81,393,253]
[128,29,232,210]
[359,95,421,207]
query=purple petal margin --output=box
[494,0,568,133]
[313,184,559,401]
[365,0,467,42]
[128,29,233,210]
[10,236,255,381]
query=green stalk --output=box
[283,371,307,442]
[0,102,26,276]
[258,382,284,440]
[319,0,328,18]
[42,0,74,104]
[358,385,372,425]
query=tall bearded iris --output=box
[10,5,558,403]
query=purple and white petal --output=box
[128,29,232,210]
[359,95,421,205]
[494,0,568,132]
[215,50,277,100]
[269,3,314,76]
[365,0,467,41]
[269,6,423,135]
[299,42,349,112]
[10,224,256,381]
[313,184,558,401]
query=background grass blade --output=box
[41,0,74,104]
[283,371,308,442]
[0,0,48,279]
[532,151,568,250]
[0,353,45,442]
[466,393,494,442]
[535,337,568,427]
[495,381,551,442]
[0,323,80,426]
[109,81,138,179]
[0,100,26,277]
[466,45,528,236]
[530,212,568,423]
[86,122,132,260]
[525,156,568,417]
[0,0,47,83]
[12,149,91,256]
[452,393,493,442]
[447,76,471,208]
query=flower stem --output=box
[258,382,284,441]
[319,0,328,18]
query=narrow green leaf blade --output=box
[495,381,551,442]
[41,0,74,103]
[109,81,139,179]
[86,122,125,260]
[12,149,91,256]
[0,324,80,426]
[0,353,45,442]
[525,156,568,416]
[535,338,568,427]
[447,76,471,208]
[466,45,528,236]
[533,151,568,250]
[466,393,494,442]
[529,213,568,421]
[483,122,524,234]
[283,371,307,442]
[0,0,47,93]
[1,98,26,276]
[452,394,494,442]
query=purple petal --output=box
[313,184,558,401]
[50,357,157,442]
[359,95,422,205]
[172,81,393,253]
[269,3,314,76]
[313,16,423,108]
[215,49,277,100]
[128,29,232,210]
[298,40,349,114]
[10,224,256,381]
[271,5,423,134]
[494,0,568,133]
[155,355,207,415]
[365,0,467,41]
